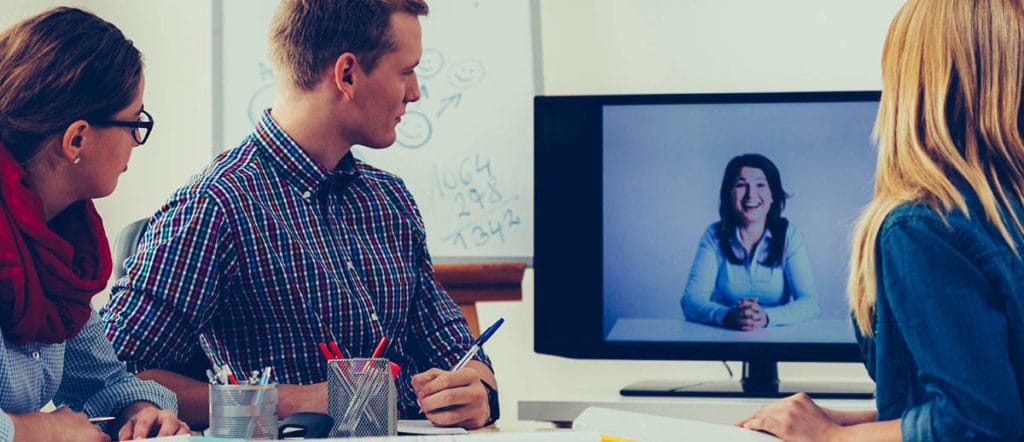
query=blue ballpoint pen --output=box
[451,318,504,371]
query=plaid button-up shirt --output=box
[101,111,485,415]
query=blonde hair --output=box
[269,0,428,91]
[850,0,1024,336]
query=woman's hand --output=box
[115,402,190,440]
[737,393,841,442]
[10,407,110,442]
[724,298,768,331]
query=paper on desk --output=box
[336,430,601,441]
[129,436,214,442]
[573,407,780,442]
[398,419,469,434]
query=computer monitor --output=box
[534,91,879,398]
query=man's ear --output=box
[60,120,88,164]
[334,52,358,99]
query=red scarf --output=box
[0,142,111,345]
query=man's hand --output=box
[115,402,190,440]
[277,382,328,417]
[10,407,110,442]
[136,369,326,428]
[411,360,496,429]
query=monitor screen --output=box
[534,91,879,397]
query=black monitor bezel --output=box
[533,91,879,363]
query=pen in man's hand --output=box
[89,416,116,423]
[451,318,504,371]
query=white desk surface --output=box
[607,317,856,343]
[519,391,875,426]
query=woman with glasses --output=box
[0,7,188,441]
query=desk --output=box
[607,318,856,343]
[519,393,875,427]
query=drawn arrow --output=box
[437,93,463,117]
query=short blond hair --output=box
[269,0,428,91]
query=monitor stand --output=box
[620,360,874,400]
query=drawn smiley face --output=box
[247,83,276,124]
[416,49,445,79]
[447,60,485,89]
[396,111,432,148]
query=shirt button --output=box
[370,313,379,321]
[302,190,312,199]
[31,351,40,360]
[346,261,354,269]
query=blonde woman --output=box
[0,8,189,441]
[739,0,1024,440]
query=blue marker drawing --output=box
[416,49,445,78]
[247,83,276,125]
[447,60,485,89]
[396,111,432,148]
[437,93,462,118]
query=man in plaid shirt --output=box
[101,0,498,430]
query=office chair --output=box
[110,217,211,383]
[111,217,151,280]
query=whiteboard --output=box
[215,0,537,260]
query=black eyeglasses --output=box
[90,109,154,145]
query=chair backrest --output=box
[112,218,150,280]
[111,217,210,382]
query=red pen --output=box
[328,341,345,359]
[370,336,388,359]
[224,366,239,385]
[318,342,334,362]
[311,311,346,359]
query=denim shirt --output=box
[857,194,1024,441]
[681,222,820,327]
[0,312,176,441]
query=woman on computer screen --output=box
[680,153,820,331]
[739,0,1024,439]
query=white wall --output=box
[538,0,902,94]
[2,0,905,422]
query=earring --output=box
[73,156,81,164]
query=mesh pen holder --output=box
[327,358,397,437]
[209,382,278,440]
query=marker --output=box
[370,336,388,359]
[197,334,224,368]
[452,318,504,371]
[318,342,334,362]
[258,366,273,385]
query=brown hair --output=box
[269,0,428,91]
[849,0,1024,336]
[0,7,143,165]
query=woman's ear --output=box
[60,120,88,164]
[334,52,358,100]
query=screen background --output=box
[602,101,878,340]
